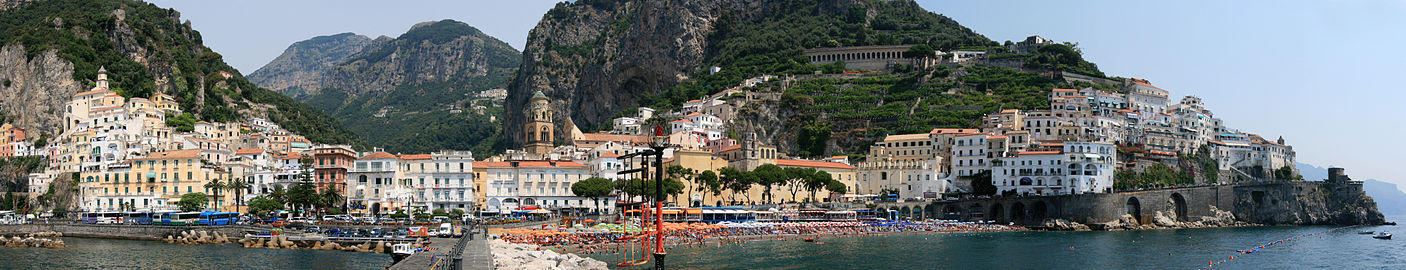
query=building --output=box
[479,160,609,215]
[83,149,231,212]
[313,145,356,193]
[992,142,1116,196]
[803,45,935,70]
[951,133,990,177]
[524,91,555,155]
[349,151,407,215]
[403,150,477,212]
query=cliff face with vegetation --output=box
[249,20,520,154]
[504,0,998,150]
[246,32,374,98]
[0,0,362,145]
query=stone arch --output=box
[1126,197,1142,224]
[1011,202,1027,224]
[967,203,985,221]
[926,204,940,219]
[911,206,923,220]
[944,205,960,220]
[522,198,536,206]
[989,203,1005,223]
[900,206,911,220]
[1032,201,1049,222]
[1170,193,1188,222]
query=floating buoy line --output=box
[1195,225,1359,269]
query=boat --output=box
[803,238,815,242]
[1236,249,1256,254]
[391,243,417,263]
[1358,230,1375,234]
[1372,232,1392,240]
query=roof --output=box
[930,128,981,135]
[1000,109,1019,114]
[1052,88,1077,92]
[531,91,548,100]
[476,160,587,168]
[600,152,620,158]
[1017,151,1062,155]
[280,154,305,160]
[954,132,989,137]
[73,89,113,97]
[987,135,1008,139]
[359,152,399,160]
[235,149,265,155]
[671,119,693,124]
[684,112,704,117]
[883,133,929,142]
[134,149,201,160]
[829,155,847,160]
[399,154,432,160]
[717,145,742,153]
[776,159,856,170]
[684,99,703,104]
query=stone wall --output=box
[0,224,254,241]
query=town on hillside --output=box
[3,40,1303,221]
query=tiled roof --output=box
[1052,88,1077,92]
[235,149,264,155]
[399,154,432,160]
[930,128,980,135]
[718,145,742,152]
[883,133,929,142]
[776,159,856,170]
[134,149,201,160]
[600,152,620,158]
[359,151,399,160]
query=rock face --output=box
[1234,182,1386,225]
[506,0,770,148]
[491,239,608,270]
[0,45,79,136]
[249,20,521,99]
[247,33,374,98]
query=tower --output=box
[96,66,109,90]
[525,91,554,155]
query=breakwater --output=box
[875,181,1384,229]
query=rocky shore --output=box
[490,239,608,270]
[0,231,66,248]
[235,235,389,253]
[1041,206,1250,231]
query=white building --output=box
[992,142,1116,196]
[951,133,990,177]
[479,160,610,215]
[402,150,476,212]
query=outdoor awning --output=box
[661,210,681,215]
[684,209,702,215]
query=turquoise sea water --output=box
[0,237,390,269]
[587,223,1405,269]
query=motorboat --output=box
[1357,230,1375,234]
[391,243,418,263]
[1372,231,1392,239]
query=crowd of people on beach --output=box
[494,220,1024,255]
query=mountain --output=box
[246,32,375,98]
[249,20,520,154]
[1364,179,1406,216]
[504,0,1099,155]
[0,0,362,145]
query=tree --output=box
[752,164,786,204]
[247,195,283,217]
[662,178,686,203]
[784,167,817,203]
[287,181,319,217]
[572,177,614,213]
[1274,165,1302,181]
[825,179,848,196]
[696,170,721,206]
[805,170,833,202]
[905,44,937,59]
[718,167,751,204]
[269,185,287,207]
[966,171,997,196]
[177,193,207,212]
[320,188,345,214]
[204,179,226,210]
[666,165,696,205]
[432,208,448,217]
[225,179,250,214]
[451,209,465,218]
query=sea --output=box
[2,220,1401,269]
[585,222,1406,269]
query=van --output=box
[438,223,453,238]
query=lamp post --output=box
[650,126,668,270]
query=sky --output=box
[149,0,1405,190]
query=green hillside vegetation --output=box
[305,68,512,154]
[640,0,996,110]
[0,0,362,145]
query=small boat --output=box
[391,243,417,263]
[1373,232,1392,240]
[1358,230,1375,234]
[803,238,815,242]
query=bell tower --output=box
[525,91,554,155]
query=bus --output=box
[198,212,239,226]
[161,212,203,226]
[82,212,123,224]
[124,212,156,225]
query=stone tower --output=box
[96,66,109,90]
[525,91,554,155]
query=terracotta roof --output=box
[930,128,981,135]
[883,133,929,142]
[987,135,1008,139]
[685,100,703,104]
[1000,109,1019,114]
[1052,89,1077,92]
[134,149,202,160]
[399,154,432,160]
[280,154,305,160]
[776,159,856,170]
[359,151,399,160]
[600,152,621,158]
[954,132,989,137]
[829,155,847,160]
[718,145,742,153]
[1018,151,1062,155]
[671,119,693,124]
[235,149,265,155]
[684,112,704,117]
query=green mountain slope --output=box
[251,20,520,154]
[0,0,362,145]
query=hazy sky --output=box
[150,0,1405,189]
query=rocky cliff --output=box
[0,45,78,136]
[246,32,375,98]
[1234,182,1386,225]
[0,0,362,145]
[504,0,994,150]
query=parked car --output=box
[321,216,337,222]
[368,228,383,238]
[305,226,321,234]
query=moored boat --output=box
[1357,230,1374,234]
[391,243,417,263]
[1372,232,1391,239]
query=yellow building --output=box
[86,149,232,212]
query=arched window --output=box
[1085,164,1098,176]
[540,126,550,141]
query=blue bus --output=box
[124,212,156,225]
[82,212,122,224]
[197,212,239,226]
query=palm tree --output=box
[225,179,251,214]
[204,180,226,211]
[320,188,344,214]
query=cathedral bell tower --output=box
[525,91,554,155]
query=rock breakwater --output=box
[490,239,607,270]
